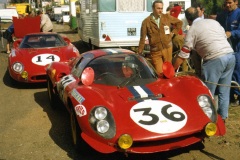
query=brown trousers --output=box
[150,47,172,75]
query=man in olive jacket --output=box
[138,0,182,75]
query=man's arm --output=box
[138,20,147,54]
[230,17,240,39]
[173,55,185,70]
[168,15,183,34]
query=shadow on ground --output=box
[33,89,207,160]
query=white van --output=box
[77,0,190,49]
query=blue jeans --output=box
[231,52,240,98]
[202,53,236,119]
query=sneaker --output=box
[6,51,10,54]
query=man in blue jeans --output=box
[216,0,240,106]
[173,7,235,121]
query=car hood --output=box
[9,47,72,73]
[81,76,214,141]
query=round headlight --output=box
[95,107,107,120]
[12,62,23,73]
[198,95,211,108]
[21,71,28,79]
[96,120,109,133]
[118,134,133,150]
[205,123,217,136]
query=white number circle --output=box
[130,100,187,134]
[32,54,60,66]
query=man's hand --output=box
[226,31,231,38]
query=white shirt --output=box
[178,18,233,60]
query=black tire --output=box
[70,107,93,154]
[47,77,58,109]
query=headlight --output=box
[205,122,217,136]
[12,62,23,73]
[89,106,116,139]
[198,95,217,122]
[21,71,28,79]
[96,120,109,133]
[118,134,133,150]
[95,107,107,120]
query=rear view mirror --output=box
[81,67,94,85]
[162,61,175,79]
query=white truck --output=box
[53,5,69,21]
[61,7,70,23]
[77,0,191,49]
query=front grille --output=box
[31,75,47,80]
[132,132,204,148]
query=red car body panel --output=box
[46,48,226,154]
[8,33,80,83]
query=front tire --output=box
[70,106,93,153]
[47,77,58,109]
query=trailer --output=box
[77,0,190,49]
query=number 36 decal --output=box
[130,100,187,134]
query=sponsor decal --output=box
[75,104,87,117]
[71,88,85,103]
[31,54,60,66]
[130,100,187,134]
[60,75,76,89]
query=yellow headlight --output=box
[118,134,133,150]
[21,71,28,79]
[205,123,217,136]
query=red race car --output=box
[46,48,225,155]
[8,32,80,83]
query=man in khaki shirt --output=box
[138,0,182,76]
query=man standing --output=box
[138,0,182,76]
[216,0,240,106]
[37,9,53,32]
[216,0,240,52]
[173,7,235,121]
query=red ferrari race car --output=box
[8,32,80,83]
[46,48,226,155]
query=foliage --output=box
[195,0,224,15]
[195,0,240,15]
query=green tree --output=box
[194,0,240,15]
[195,0,224,15]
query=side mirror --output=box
[81,67,94,86]
[162,61,175,79]
[63,37,71,44]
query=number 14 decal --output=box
[36,55,55,62]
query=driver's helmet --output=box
[122,56,138,78]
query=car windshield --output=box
[87,54,158,86]
[19,34,67,48]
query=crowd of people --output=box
[2,9,53,53]
[138,0,240,122]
